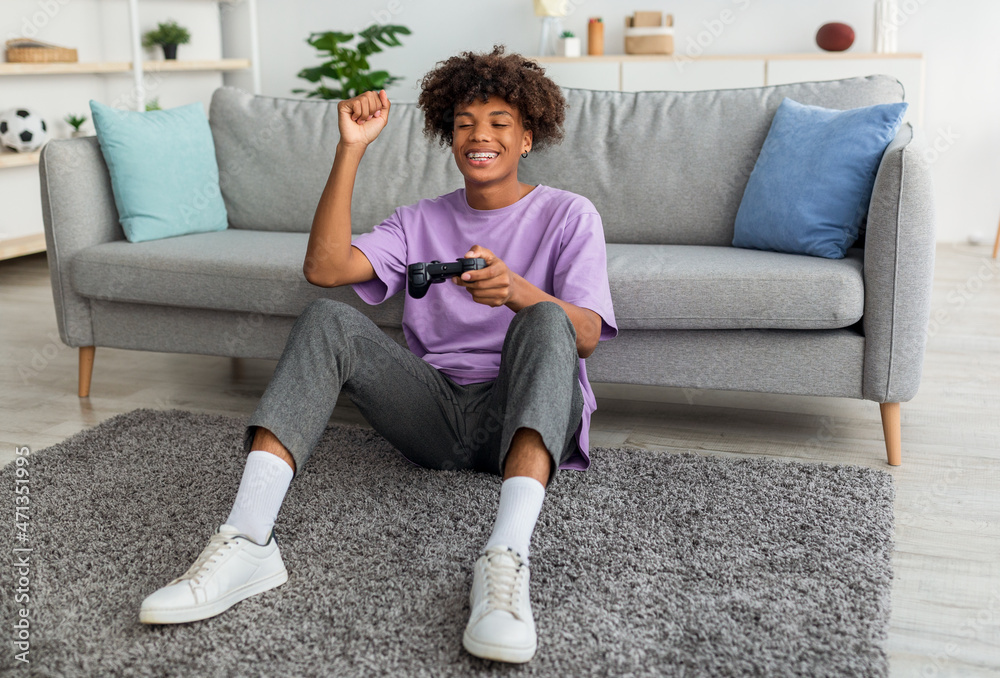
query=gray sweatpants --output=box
[244,299,584,482]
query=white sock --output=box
[485,476,546,564]
[225,450,294,546]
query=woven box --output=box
[625,12,675,55]
[5,38,78,63]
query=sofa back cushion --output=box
[209,87,462,234]
[209,76,903,244]
[519,76,904,245]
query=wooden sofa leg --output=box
[79,346,95,398]
[879,402,901,466]
[992,212,999,259]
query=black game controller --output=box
[407,258,486,299]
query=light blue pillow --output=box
[90,99,228,243]
[733,97,908,259]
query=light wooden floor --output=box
[1,245,998,677]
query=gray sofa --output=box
[39,77,935,465]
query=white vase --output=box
[558,37,581,58]
[874,0,899,53]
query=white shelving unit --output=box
[124,0,260,111]
[0,0,260,260]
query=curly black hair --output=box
[417,45,566,151]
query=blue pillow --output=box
[90,99,228,243]
[733,97,907,259]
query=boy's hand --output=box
[453,245,518,307]
[337,89,390,149]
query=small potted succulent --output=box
[558,30,581,57]
[142,20,191,60]
[64,113,88,138]
[145,98,163,112]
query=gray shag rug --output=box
[0,409,894,677]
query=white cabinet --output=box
[536,53,924,124]
[622,58,766,92]
[0,0,260,260]
[766,56,924,124]
[539,60,620,91]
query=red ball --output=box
[816,23,855,52]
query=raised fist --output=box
[337,89,391,148]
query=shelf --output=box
[0,58,251,76]
[534,52,923,63]
[0,151,42,169]
[0,233,46,261]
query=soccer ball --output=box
[0,108,49,153]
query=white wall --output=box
[230,0,1000,244]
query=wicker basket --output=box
[5,38,78,63]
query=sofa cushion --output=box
[89,99,229,243]
[732,98,907,259]
[69,230,404,327]
[208,87,463,235]
[71,231,863,333]
[519,76,905,246]
[606,244,864,330]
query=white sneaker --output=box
[463,546,537,663]
[139,524,288,624]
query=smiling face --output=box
[451,95,532,189]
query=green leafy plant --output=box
[142,20,191,48]
[64,114,88,131]
[293,24,411,99]
[560,30,576,38]
[145,98,162,112]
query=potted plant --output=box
[293,23,411,99]
[64,113,88,138]
[142,20,191,60]
[558,30,581,57]
[145,98,162,112]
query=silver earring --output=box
[521,151,528,158]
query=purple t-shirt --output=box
[351,184,617,470]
